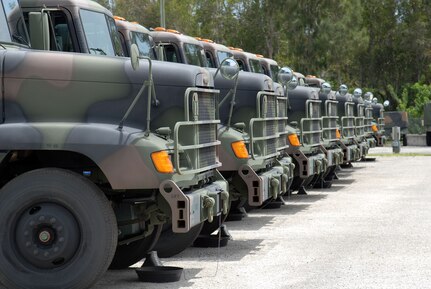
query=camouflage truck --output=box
[149,27,293,213]
[199,39,295,203]
[0,2,229,288]
[302,76,344,187]
[366,93,386,147]
[348,88,372,158]
[249,58,330,192]
[424,102,431,146]
[334,85,362,163]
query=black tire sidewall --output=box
[0,168,117,289]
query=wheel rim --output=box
[15,203,80,269]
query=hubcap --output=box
[15,203,80,269]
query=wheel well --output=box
[0,150,111,190]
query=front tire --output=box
[0,168,117,289]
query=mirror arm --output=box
[118,56,154,134]
[226,75,240,130]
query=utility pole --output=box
[160,0,166,28]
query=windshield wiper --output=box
[0,43,6,49]
[89,48,107,55]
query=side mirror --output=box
[29,12,50,50]
[130,44,140,71]
[364,91,373,101]
[278,67,293,84]
[287,75,298,90]
[339,84,348,96]
[372,97,378,104]
[383,100,390,107]
[353,88,363,98]
[322,82,331,95]
[219,58,239,80]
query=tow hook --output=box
[281,165,290,193]
[203,196,215,223]
[221,190,229,215]
[315,159,322,173]
[322,158,328,172]
[270,177,280,199]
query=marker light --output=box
[231,141,249,159]
[288,134,301,146]
[372,124,378,132]
[151,151,174,173]
[336,129,341,139]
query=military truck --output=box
[240,55,329,192]
[303,76,344,187]
[198,39,295,199]
[366,93,386,147]
[1,2,229,288]
[371,100,387,146]
[149,28,293,212]
[334,85,362,163]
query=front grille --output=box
[197,91,216,121]
[250,92,288,159]
[322,100,338,142]
[301,100,322,146]
[364,107,373,134]
[173,88,221,174]
[341,102,355,139]
[355,104,365,137]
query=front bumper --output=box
[292,150,327,179]
[358,140,369,158]
[326,147,344,167]
[366,136,377,148]
[160,174,228,233]
[239,160,289,206]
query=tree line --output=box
[96,0,431,116]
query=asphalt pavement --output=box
[93,146,431,289]
[2,146,431,289]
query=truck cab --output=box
[19,0,229,269]
[149,27,293,210]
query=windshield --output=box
[1,0,30,45]
[183,43,207,67]
[270,65,279,82]
[131,31,156,59]
[249,59,264,73]
[80,9,117,56]
[217,51,233,66]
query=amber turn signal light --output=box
[372,124,378,132]
[231,141,249,159]
[288,134,301,146]
[336,129,341,139]
[151,151,174,173]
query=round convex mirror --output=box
[353,88,363,98]
[130,44,140,71]
[220,58,239,80]
[287,75,298,90]
[339,84,348,96]
[383,100,390,107]
[278,67,293,84]
[322,82,331,95]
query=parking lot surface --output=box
[4,147,431,289]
